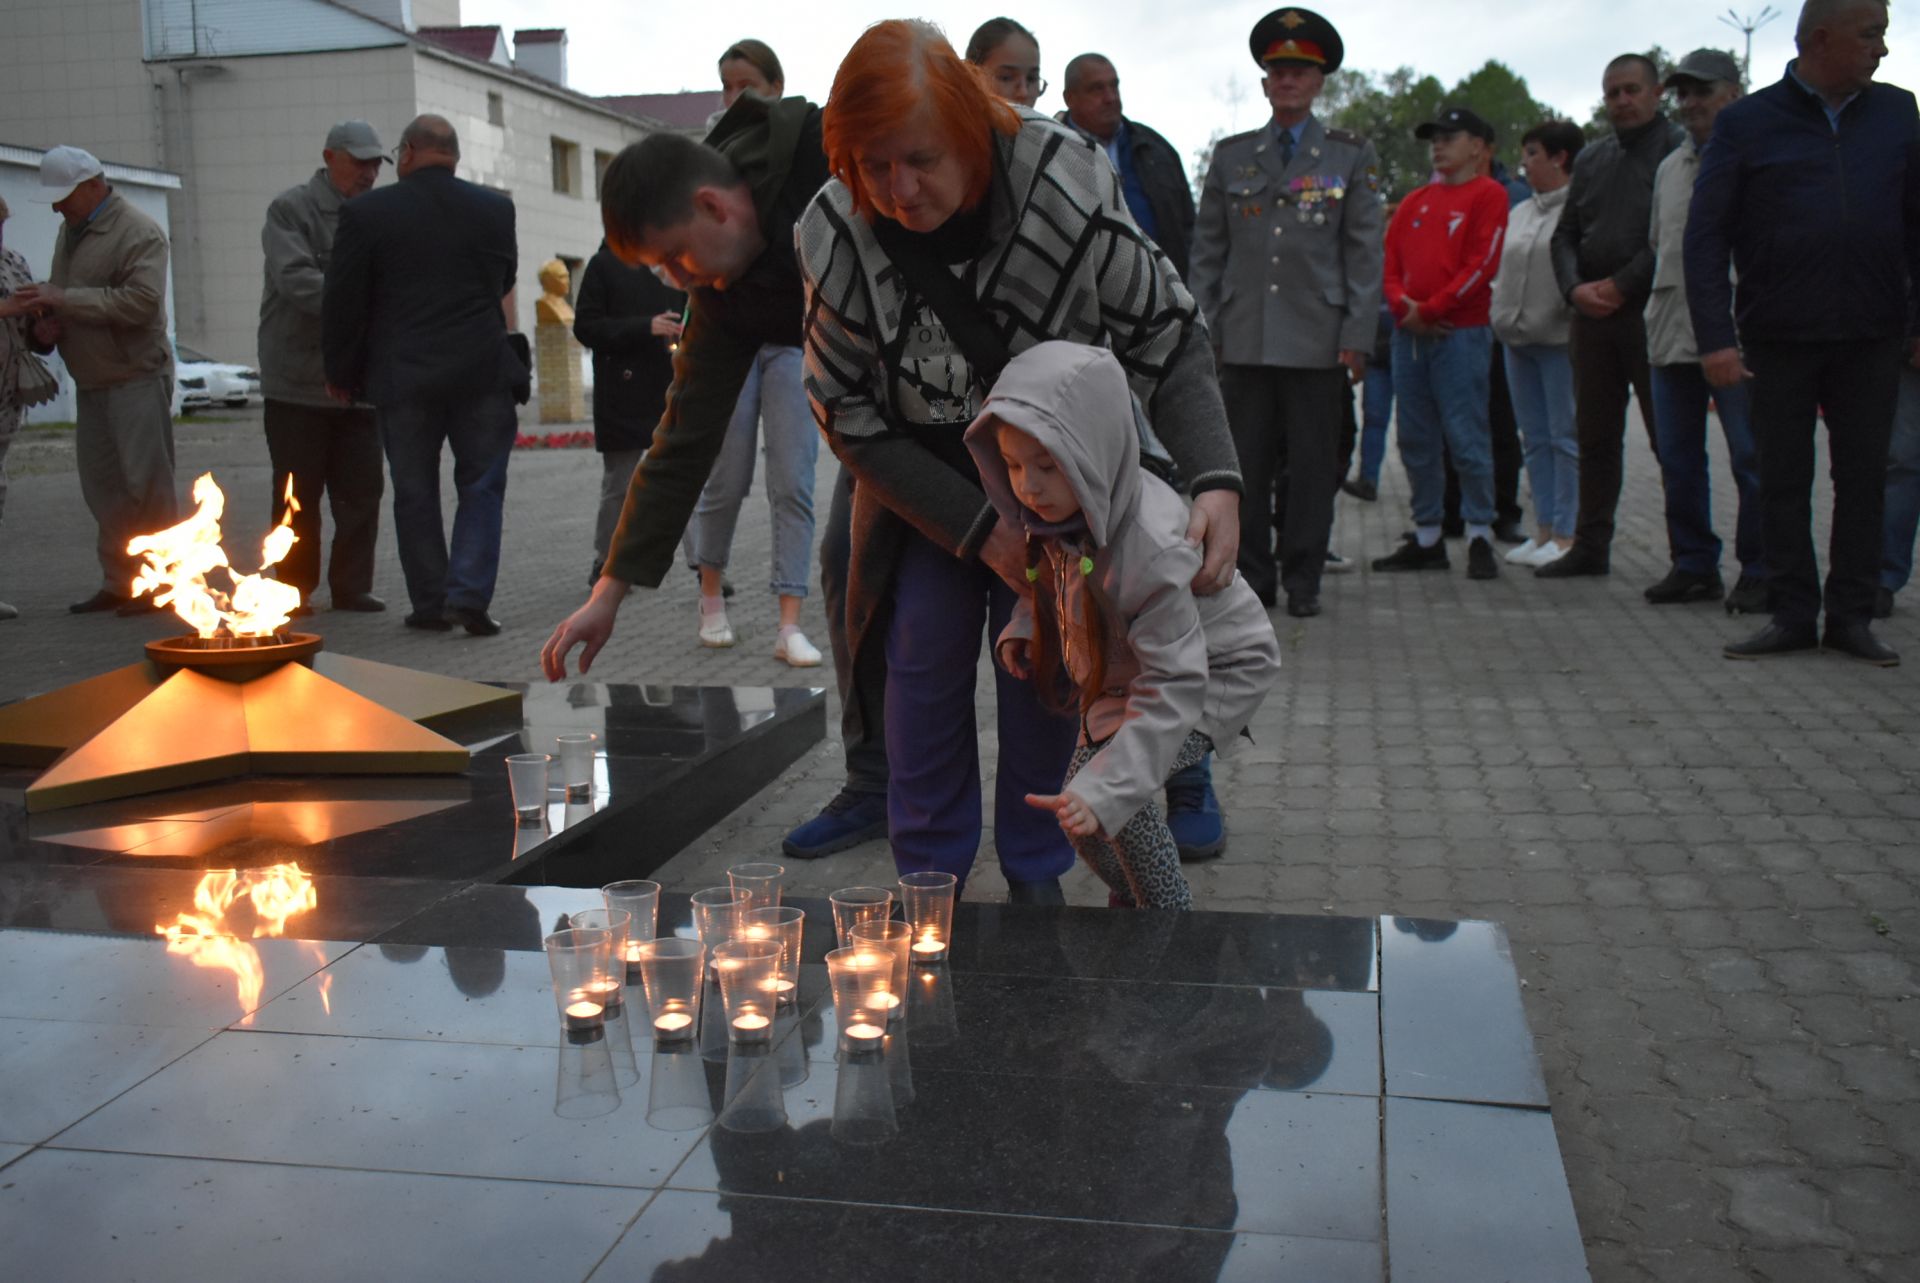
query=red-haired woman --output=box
[798,20,1245,901]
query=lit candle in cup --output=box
[653,1007,695,1035]
[588,977,624,1016]
[912,930,946,959]
[842,1019,885,1051]
[564,995,605,1032]
[625,942,645,986]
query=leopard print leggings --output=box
[1065,730,1208,910]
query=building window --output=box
[551,137,580,196]
[593,149,615,200]
[487,91,504,127]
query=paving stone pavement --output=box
[2,405,1916,1281]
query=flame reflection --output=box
[155,862,332,1021]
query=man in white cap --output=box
[258,120,390,616]
[17,145,177,614]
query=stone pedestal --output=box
[535,319,587,424]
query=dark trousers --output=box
[1568,309,1658,556]
[1444,341,1524,527]
[263,399,383,600]
[1223,364,1344,602]
[1746,337,1904,627]
[376,390,517,615]
[885,528,1076,888]
[821,466,889,796]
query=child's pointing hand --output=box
[1025,790,1101,837]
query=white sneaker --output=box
[1529,542,1570,567]
[1504,538,1542,565]
[698,606,735,648]
[1323,550,1353,574]
[775,628,823,667]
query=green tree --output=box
[1327,60,1557,202]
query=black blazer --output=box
[572,242,684,454]
[322,165,519,406]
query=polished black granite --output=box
[0,682,823,887]
[0,871,1589,1281]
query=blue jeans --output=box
[1881,366,1920,592]
[1359,358,1394,487]
[686,344,818,597]
[1649,363,1765,578]
[1391,326,1494,527]
[376,390,517,614]
[1503,343,1578,538]
[884,528,1077,888]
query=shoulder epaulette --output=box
[1324,127,1364,146]
[1216,127,1262,148]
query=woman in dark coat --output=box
[572,240,683,583]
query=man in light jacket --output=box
[17,146,177,616]
[1643,50,1767,616]
[259,120,390,615]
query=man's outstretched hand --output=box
[540,577,630,681]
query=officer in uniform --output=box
[1189,7,1383,619]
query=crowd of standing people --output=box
[1,2,1914,908]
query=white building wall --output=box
[411,50,651,339]
[1,0,168,168]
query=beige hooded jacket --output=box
[964,342,1281,837]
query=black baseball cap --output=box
[1415,106,1495,144]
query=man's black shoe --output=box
[70,589,130,614]
[1371,536,1449,572]
[114,595,164,617]
[1873,586,1895,620]
[1491,519,1527,545]
[1286,593,1321,617]
[447,606,503,637]
[1726,574,1769,615]
[1823,620,1899,666]
[1644,568,1724,605]
[1534,546,1609,578]
[1340,477,1378,502]
[1723,621,1819,660]
[404,611,452,632]
[333,592,386,613]
[1467,537,1499,580]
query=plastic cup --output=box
[712,939,782,1044]
[555,731,597,799]
[850,919,912,1024]
[633,937,704,1041]
[602,880,662,983]
[829,886,894,951]
[727,861,786,912]
[506,753,550,825]
[900,871,957,963]
[544,926,615,1044]
[742,905,804,1007]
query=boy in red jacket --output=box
[1371,105,1511,580]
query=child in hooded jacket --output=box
[964,342,1282,909]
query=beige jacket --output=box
[1489,185,1572,348]
[1645,142,1704,367]
[47,191,172,390]
[965,342,1281,837]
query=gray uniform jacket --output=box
[1644,142,1707,367]
[259,170,350,408]
[1188,115,1384,368]
[963,342,1280,837]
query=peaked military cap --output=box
[1249,7,1344,74]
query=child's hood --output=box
[964,341,1141,547]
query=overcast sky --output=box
[463,1,1920,168]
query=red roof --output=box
[415,26,505,63]
[599,91,725,129]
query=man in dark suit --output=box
[322,114,522,636]
[1689,0,1917,665]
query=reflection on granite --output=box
[0,849,1583,1277]
[1380,916,1549,1107]
[0,684,824,886]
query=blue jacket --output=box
[1685,65,1920,351]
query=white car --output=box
[175,344,261,410]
